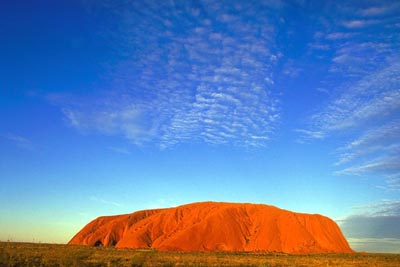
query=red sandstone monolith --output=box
[69,201,353,254]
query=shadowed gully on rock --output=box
[69,202,353,254]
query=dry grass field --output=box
[1,242,399,267]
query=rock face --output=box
[69,202,353,254]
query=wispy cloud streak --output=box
[298,1,400,190]
[89,196,123,208]
[352,200,400,217]
[1,133,34,150]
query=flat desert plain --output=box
[1,242,400,267]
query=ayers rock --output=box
[69,201,353,254]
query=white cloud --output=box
[317,66,400,179]
[352,200,400,217]
[60,1,281,149]
[326,32,355,40]
[360,7,389,16]
[62,104,158,146]
[342,19,379,28]
[335,121,400,167]
[345,121,400,150]
[385,174,400,191]
[89,196,123,208]
[294,129,325,140]
[108,146,130,155]
[336,155,400,176]
[359,2,400,17]
[298,1,400,191]
[316,88,329,94]
[307,62,400,134]
[1,133,34,150]
[339,200,400,252]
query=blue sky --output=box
[0,0,399,253]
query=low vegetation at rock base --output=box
[1,242,400,267]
